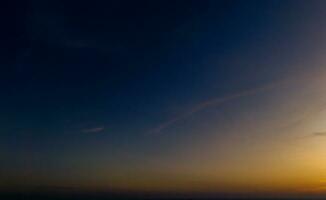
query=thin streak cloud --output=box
[297,132,326,140]
[82,127,105,133]
[311,132,326,137]
[148,81,282,135]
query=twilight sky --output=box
[1,0,326,197]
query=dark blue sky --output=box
[1,0,326,195]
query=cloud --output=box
[312,132,326,137]
[82,127,105,133]
[148,81,282,135]
[298,132,326,139]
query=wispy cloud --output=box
[82,127,105,133]
[148,81,282,135]
[312,132,326,137]
[298,131,326,140]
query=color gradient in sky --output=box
[1,0,326,198]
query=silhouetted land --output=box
[1,191,325,200]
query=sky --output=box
[1,0,326,197]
